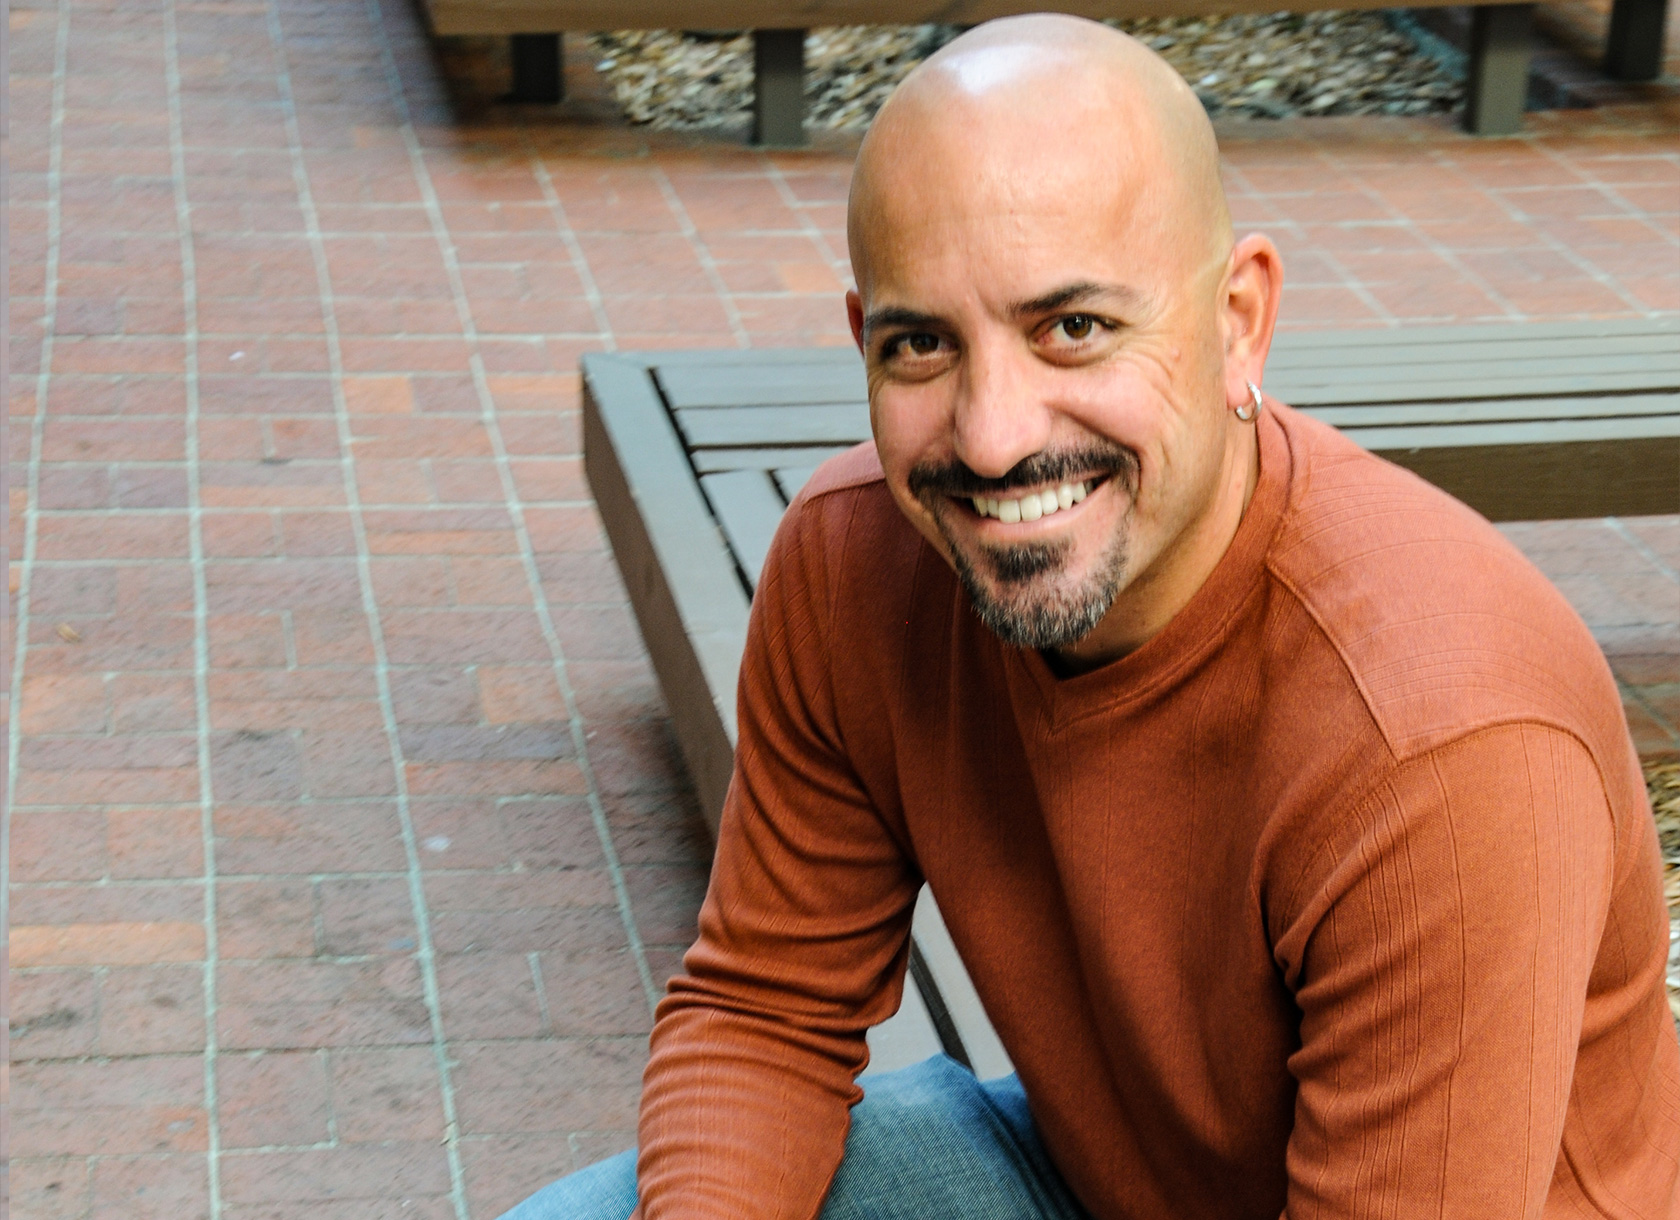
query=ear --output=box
[1220,233,1283,409]
[847,289,866,356]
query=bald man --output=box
[502,16,1678,1220]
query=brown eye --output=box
[906,333,941,355]
[1060,315,1095,340]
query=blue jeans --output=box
[496,1054,1092,1220]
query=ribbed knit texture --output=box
[634,405,1680,1219]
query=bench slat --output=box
[582,354,752,826]
[692,445,855,474]
[1345,411,1680,449]
[773,466,821,500]
[660,364,867,408]
[1270,316,1680,351]
[1275,369,1680,405]
[681,403,872,447]
[700,468,789,589]
[1306,393,1680,427]
[1267,334,1680,370]
[668,363,1680,411]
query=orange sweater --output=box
[636,405,1680,1218]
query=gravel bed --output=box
[587,14,1464,130]
[1649,761,1680,1028]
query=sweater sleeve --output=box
[1274,722,1619,1219]
[632,495,922,1220]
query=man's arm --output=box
[633,495,921,1219]
[1275,721,1661,1216]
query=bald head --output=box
[848,15,1231,295]
[842,14,1283,667]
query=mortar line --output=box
[1305,243,1406,328]
[1427,148,1655,317]
[523,145,615,351]
[763,158,851,278]
[650,165,752,349]
[529,950,553,1034]
[1326,146,1525,322]
[1624,682,1680,748]
[365,0,660,1013]
[265,2,470,1215]
[1220,160,1398,327]
[29,500,601,516]
[1529,140,1680,250]
[4,0,69,976]
[163,1,226,1212]
[1606,517,1680,585]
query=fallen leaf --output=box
[55,623,81,643]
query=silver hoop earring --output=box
[1235,379,1263,423]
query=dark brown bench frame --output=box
[419,1,1671,140]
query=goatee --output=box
[908,444,1139,650]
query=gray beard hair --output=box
[943,527,1130,650]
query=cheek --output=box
[870,387,947,490]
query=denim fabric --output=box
[496,1054,1092,1220]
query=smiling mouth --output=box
[964,476,1106,524]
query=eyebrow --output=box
[860,305,943,340]
[1009,280,1142,318]
[861,281,1143,340]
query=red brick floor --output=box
[5,1,1678,1216]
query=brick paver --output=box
[5,0,1678,1216]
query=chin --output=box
[947,536,1130,651]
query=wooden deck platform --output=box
[582,317,1680,1076]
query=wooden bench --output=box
[582,316,1680,1073]
[417,0,1669,140]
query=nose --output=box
[951,335,1054,480]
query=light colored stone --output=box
[587,14,1464,130]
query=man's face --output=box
[850,125,1234,656]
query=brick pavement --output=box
[5,0,1678,1216]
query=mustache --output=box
[907,443,1139,499]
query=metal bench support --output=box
[1463,4,1534,135]
[510,32,564,104]
[752,29,807,147]
[1606,0,1670,80]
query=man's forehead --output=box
[848,19,1231,299]
[852,156,1169,301]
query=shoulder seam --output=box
[1264,556,1401,758]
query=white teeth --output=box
[970,480,1093,521]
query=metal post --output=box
[509,32,564,104]
[752,29,806,147]
[1463,4,1533,135]
[1605,0,1668,80]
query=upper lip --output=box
[952,473,1107,500]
